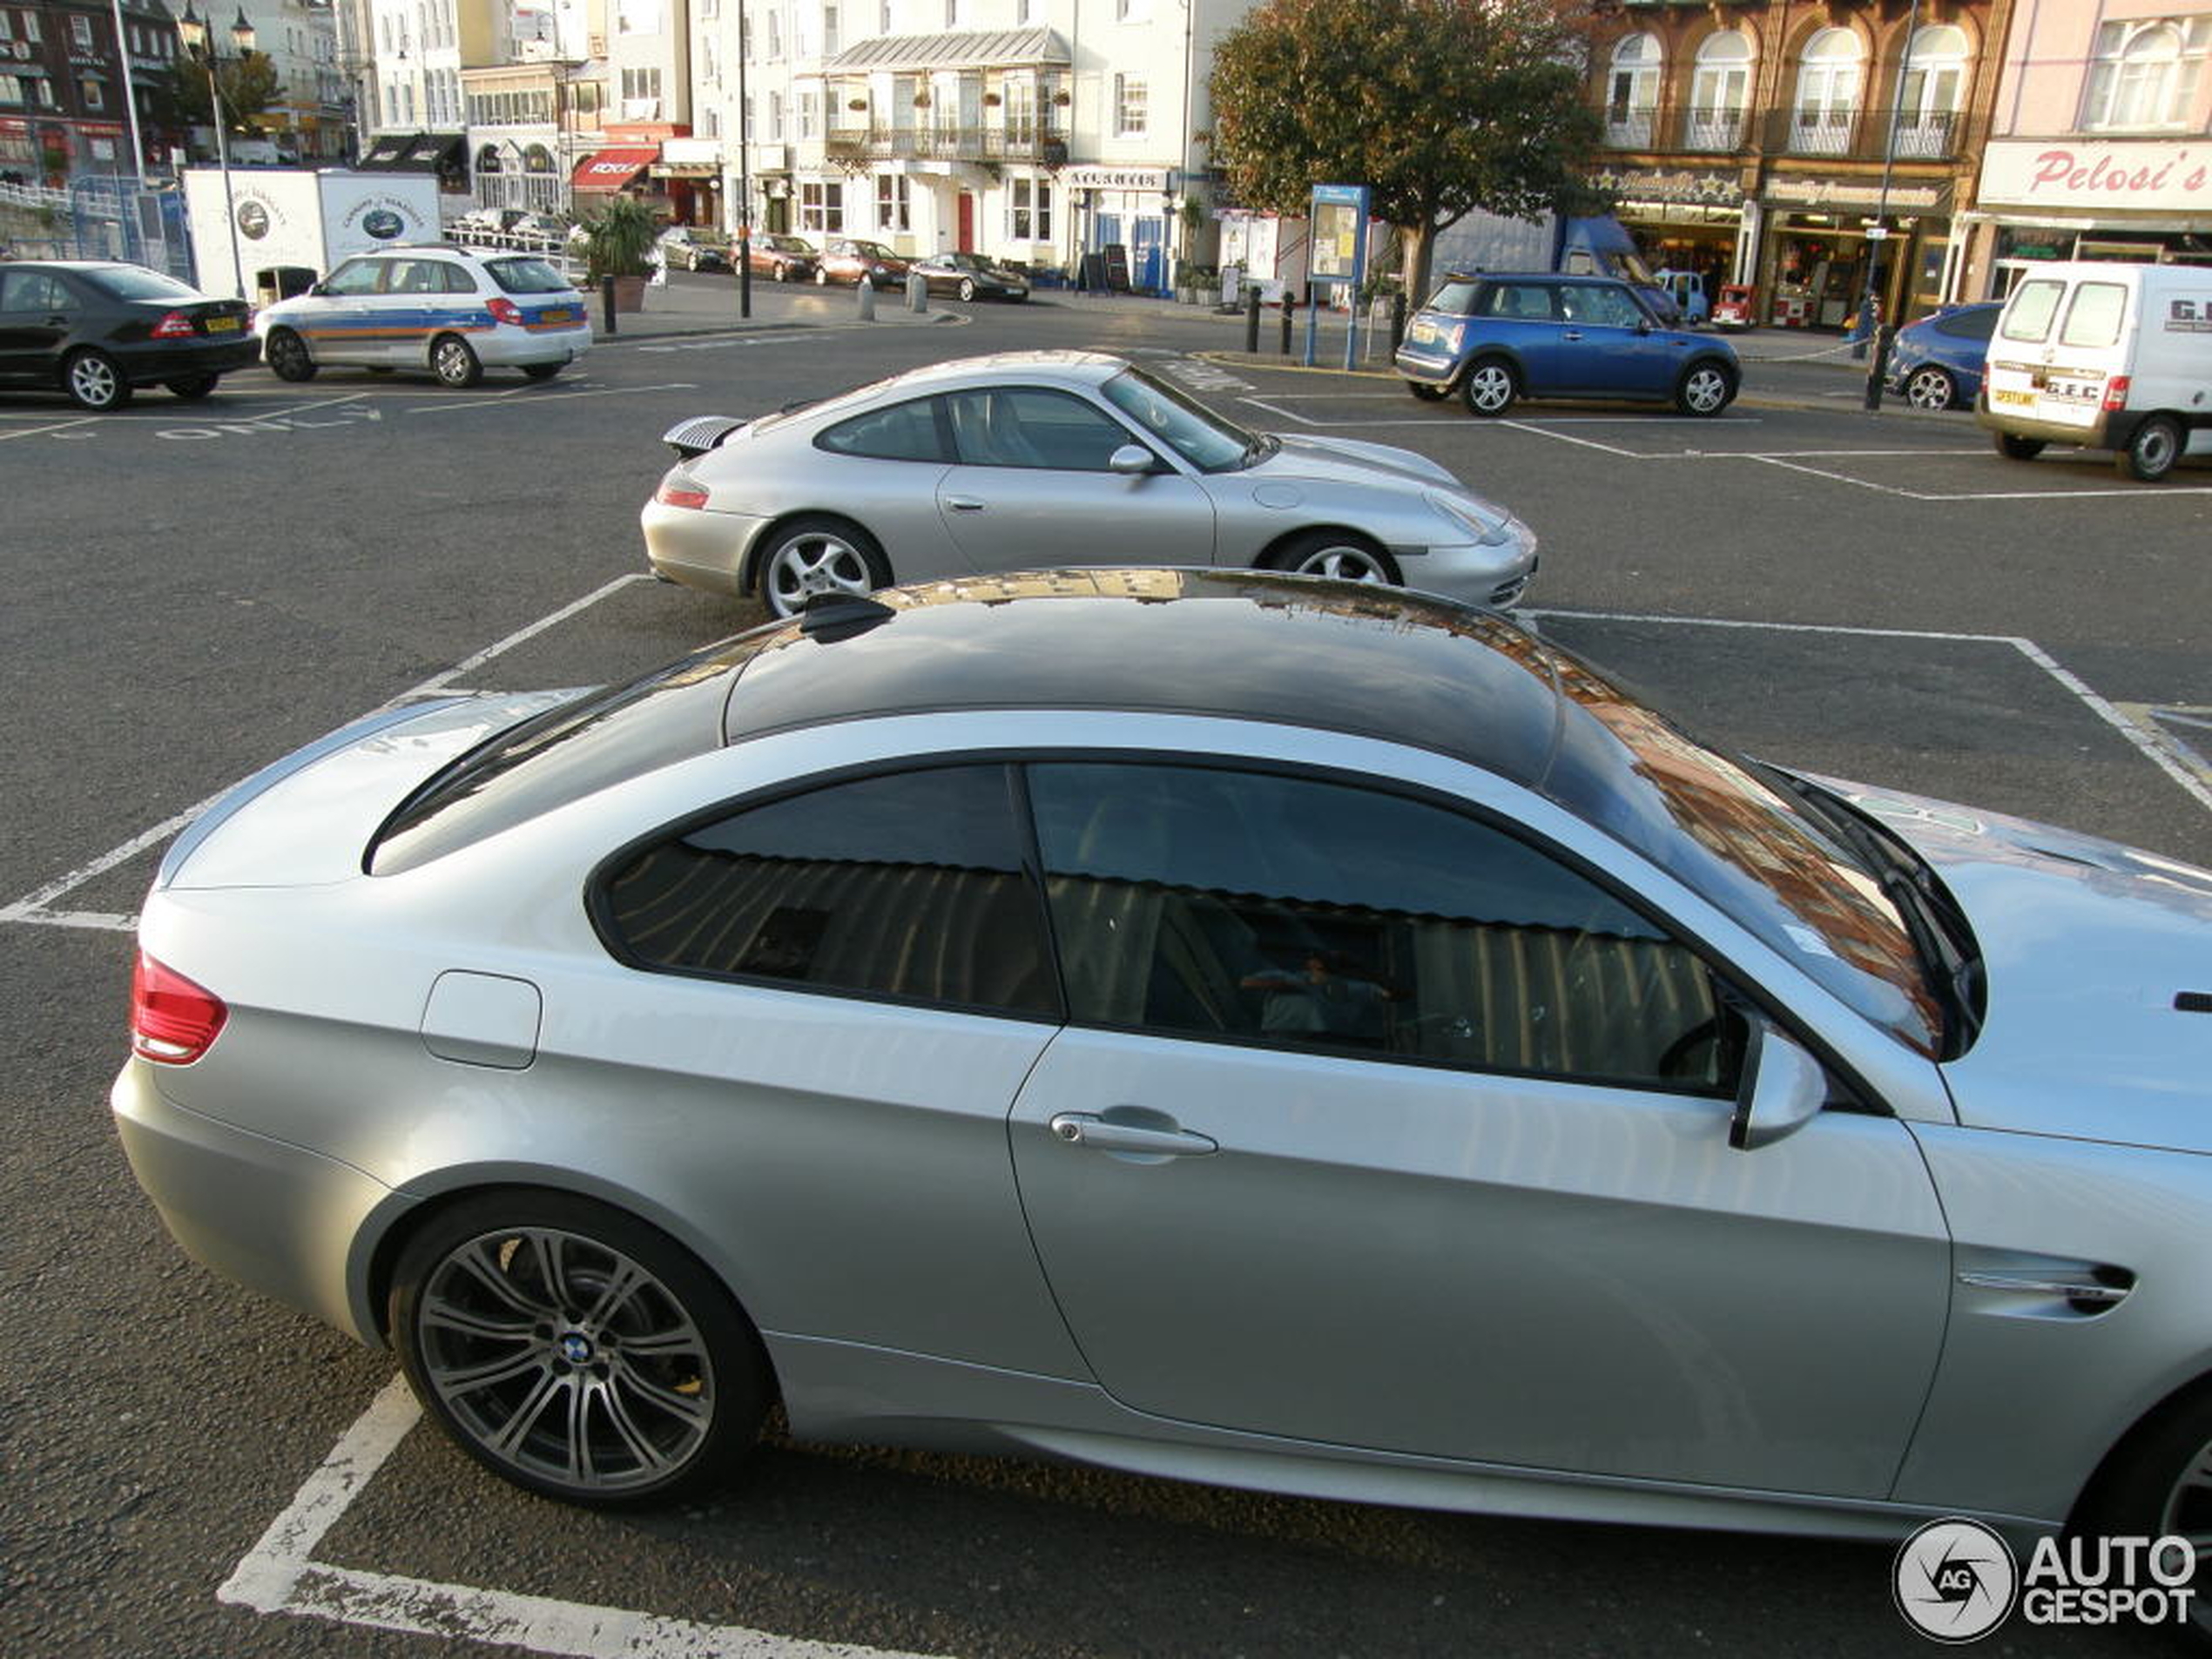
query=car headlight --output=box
[1426,491,1514,547]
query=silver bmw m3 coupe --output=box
[115,571,2212,1580]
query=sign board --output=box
[1306,182,1369,291]
[182,168,438,300]
[1979,139,2212,215]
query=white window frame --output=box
[1114,72,1147,137]
[2083,17,2210,132]
[876,172,909,231]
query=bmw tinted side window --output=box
[817,396,951,462]
[1028,763,1732,1093]
[600,765,1057,1018]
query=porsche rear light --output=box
[2102,374,2130,412]
[656,476,710,510]
[488,296,525,326]
[131,951,227,1064]
[152,311,196,339]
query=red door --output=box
[957,192,975,253]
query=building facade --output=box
[1587,0,2012,327]
[1960,0,2212,296]
[0,0,185,181]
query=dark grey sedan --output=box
[910,252,1030,302]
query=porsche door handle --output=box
[944,496,986,511]
[1049,1113,1217,1157]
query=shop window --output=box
[2083,18,2210,131]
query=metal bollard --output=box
[1279,292,1295,356]
[857,274,875,321]
[1391,290,1407,352]
[1244,286,1261,354]
[907,269,927,313]
[600,274,617,336]
[1864,323,1897,411]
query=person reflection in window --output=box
[1242,951,1401,1039]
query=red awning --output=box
[571,148,660,190]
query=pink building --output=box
[1961,2,2212,297]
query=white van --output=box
[1978,261,2212,481]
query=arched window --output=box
[1792,28,1864,155]
[475,143,502,174]
[1606,33,1661,147]
[2084,19,2210,130]
[1687,31,1752,151]
[523,144,555,174]
[1898,24,1969,157]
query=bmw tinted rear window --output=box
[487,257,571,294]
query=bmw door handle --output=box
[1049,1112,1218,1157]
[944,496,986,511]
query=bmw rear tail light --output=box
[2103,375,2130,412]
[152,311,196,339]
[656,475,710,510]
[131,952,227,1064]
[488,296,525,326]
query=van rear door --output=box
[1986,273,2132,432]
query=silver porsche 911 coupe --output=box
[639,352,1538,618]
[115,571,2212,1586]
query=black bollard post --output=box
[600,274,617,336]
[1279,291,1295,356]
[738,231,752,320]
[1244,286,1261,354]
[1390,289,1407,352]
[1864,322,1897,411]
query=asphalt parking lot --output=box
[3,300,2209,1659]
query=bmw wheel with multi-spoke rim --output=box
[759,516,892,619]
[392,1191,772,1505]
[431,334,484,388]
[1461,359,1518,417]
[265,327,317,382]
[1267,529,1402,587]
[1674,361,1737,417]
[63,349,131,411]
[1902,365,1956,411]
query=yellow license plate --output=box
[1408,320,1439,344]
[1992,388,2034,407]
[206,316,240,332]
[538,308,576,323]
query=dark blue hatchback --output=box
[1882,302,2001,412]
[1395,272,1741,418]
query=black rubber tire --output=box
[1674,361,1737,416]
[390,1189,773,1507]
[1406,381,1449,402]
[1461,358,1519,417]
[165,374,220,401]
[1263,528,1403,587]
[1902,365,1956,412]
[430,334,484,389]
[959,278,977,302]
[2117,415,2182,482]
[1995,432,2045,462]
[2072,1382,2212,1606]
[522,362,563,381]
[755,515,893,620]
[265,328,317,382]
[62,348,132,411]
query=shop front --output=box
[1597,165,1750,298]
[1962,138,2212,300]
[1757,176,1952,329]
[653,138,724,228]
[1063,165,1170,293]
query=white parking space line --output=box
[1531,607,2212,819]
[0,415,97,442]
[0,574,655,934]
[220,1374,943,1658]
[408,383,699,414]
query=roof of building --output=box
[826,27,1071,72]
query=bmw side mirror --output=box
[1728,1020,1826,1150]
[1109,444,1157,475]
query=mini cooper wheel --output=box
[1461,359,1519,418]
[393,1191,772,1505]
[265,328,318,382]
[1674,361,1737,417]
[63,349,132,411]
[958,278,977,302]
[431,334,484,389]
[1902,365,1957,412]
[758,517,892,620]
[1266,529,1402,587]
[2118,415,2182,482]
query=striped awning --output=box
[825,27,1069,73]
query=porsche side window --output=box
[1028,762,1735,1093]
[599,765,1058,1019]
[946,388,1131,472]
[817,397,951,462]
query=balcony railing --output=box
[1784,106,1862,156]
[1893,111,1959,159]
[822,124,1065,165]
[1603,106,1655,148]
[1681,106,1745,152]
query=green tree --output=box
[1206,0,1606,304]
[149,51,287,149]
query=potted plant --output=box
[578,196,659,313]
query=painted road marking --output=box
[219,1374,941,1658]
[408,382,698,414]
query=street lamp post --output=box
[1853,0,1925,380]
[178,3,258,301]
[736,0,751,320]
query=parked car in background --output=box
[1395,272,1740,418]
[0,260,254,410]
[641,350,1537,618]
[1883,302,2000,412]
[910,251,1030,302]
[256,244,591,388]
[114,567,2212,1588]
[658,226,731,273]
[813,239,909,287]
[742,233,819,283]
